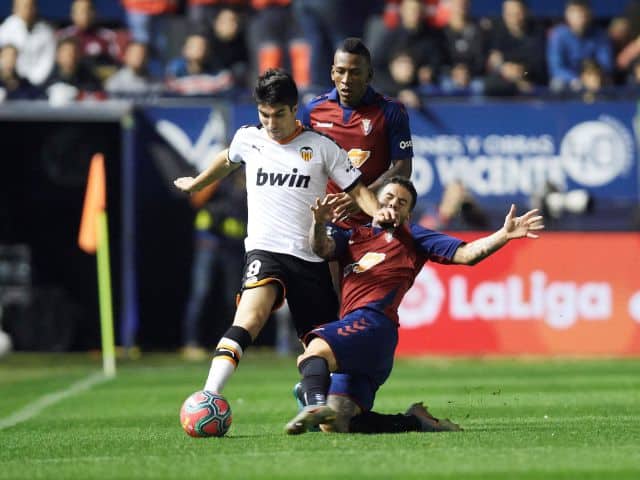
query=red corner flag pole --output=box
[79,153,116,378]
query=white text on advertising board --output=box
[399,267,620,330]
[410,116,633,197]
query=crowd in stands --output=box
[2,0,640,104]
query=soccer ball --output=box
[180,390,232,437]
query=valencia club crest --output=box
[300,146,313,161]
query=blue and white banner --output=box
[142,104,229,173]
[137,100,640,210]
[409,101,640,208]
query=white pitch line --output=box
[0,372,110,430]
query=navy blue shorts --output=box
[309,308,398,411]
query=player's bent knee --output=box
[325,395,361,433]
[297,337,336,369]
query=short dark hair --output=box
[125,40,148,50]
[336,37,371,66]
[254,69,298,107]
[380,176,418,211]
[566,0,590,9]
[504,0,527,6]
[57,37,78,50]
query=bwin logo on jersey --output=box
[300,146,313,161]
[256,167,311,188]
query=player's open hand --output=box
[311,194,340,223]
[331,192,362,223]
[373,207,399,229]
[503,204,544,239]
[174,177,199,193]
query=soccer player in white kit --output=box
[174,69,395,396]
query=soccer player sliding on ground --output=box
[286,177,544,434]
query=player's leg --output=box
[298,337,337,403]
[348,408,425,433]
[300,309,438,434]
[287,309,395,434]
[284,337,337,434]
[323,394,361,432]
[349,403,463,433]
[204,250,285,393]
[284,255,338,339]
[327,376,463,433]
[204,284,279,393]
[283,257,340,433]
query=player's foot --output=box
[292,383,321,432]
[285,404,336,435]
[405,402,463,432]
[293,382,305,410]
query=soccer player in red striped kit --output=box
[295,37,428,432]
[302,37,413,226]
[287,177,545,434]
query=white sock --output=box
[204,338,244,393]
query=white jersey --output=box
[228,124,361,262]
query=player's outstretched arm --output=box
[367,158,412,193]
[331,162,412,222]
[173,148,240,193]
[310,194,339,259]
[346,181,397,224]
[452,205,544,265]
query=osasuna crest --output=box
[361,119,372,136]
[299,146,313,161]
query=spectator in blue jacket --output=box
[547,0,613,92]
[165,33,234,96]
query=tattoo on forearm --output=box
[463,232,506,265]
[311,222,334,258]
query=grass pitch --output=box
[0,352,638,480]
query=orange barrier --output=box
[397,232,640,356]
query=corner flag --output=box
[79,153,116,377]
[78,153,106,254]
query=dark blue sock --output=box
[298,356,329,406]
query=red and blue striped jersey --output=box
[303,86,413,197]
[330,223,463,324]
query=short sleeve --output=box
[383,101,413,160]
[228,127,249,164]
[410,224,464,264]
[325,141,362,191]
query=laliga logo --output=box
[399,269,617,330]
[559,116,632,187]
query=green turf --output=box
[0,352,639,479]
